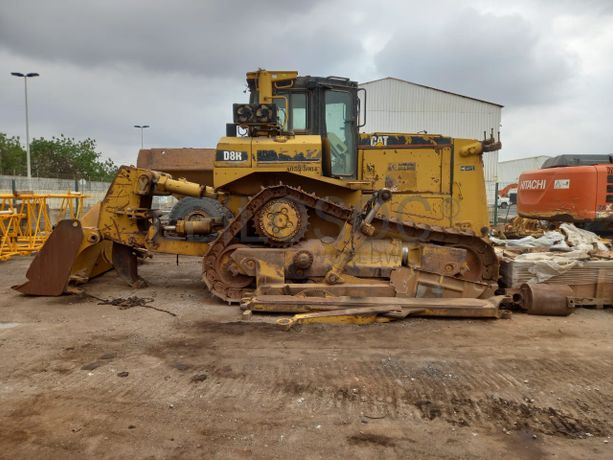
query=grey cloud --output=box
[0,0,361,78]
[2,0,612,164]
[374,7,576,107]
[0,50,243,163]
[1,0,368,163]
[539,0,613,14]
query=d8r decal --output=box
[216,150,247,161]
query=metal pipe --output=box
[134,124,150,149]
[11,72,39,190]
[493,182,499,225]
[24,76,30,187]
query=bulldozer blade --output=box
[112,243,147,288]
[13,220,85,296]
[14,201,115,296]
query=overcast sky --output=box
[1,0,612,164]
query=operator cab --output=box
[233,71,364,179]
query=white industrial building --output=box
[498,155,551,185]
[359,77,503,202]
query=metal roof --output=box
[359,76,504,108]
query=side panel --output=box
[452,138,489,232]
[517,166,599,221]
[252,135,321,170]
[214,135,323,189]
[215,137,253,169]
[361,147,451,223]
[358,133,488,233]
[596,165,613,219]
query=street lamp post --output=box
[134,124,150,149]
[11,72,39,189]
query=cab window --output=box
[273,97,288,129]
[274,93,307,131]
[290,93,307,131]
[325,90,355,177]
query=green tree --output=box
[31,135,118,181]
[0,132,118,181]
[0,133,26,175]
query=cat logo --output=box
[370,135,389,146]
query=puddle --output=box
[0,322,19,330]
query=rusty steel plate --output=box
[13,220,84,296]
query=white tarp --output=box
[491,232,567,249]
[494,223,610,283]
[513,250,590,283]
[559,223,609,252]
[492,223,608,252]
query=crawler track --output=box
[202,185,499,302]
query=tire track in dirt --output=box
[120,348,612,439]
[4,325,612,441]
[11,354,609,440]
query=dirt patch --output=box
[1,254,612,459]
[347,432,397,447]
[415,399,443,420]
[80,361,105,371]
[483,396,608,438]
[189,320,283,335]
[412,394,607,438]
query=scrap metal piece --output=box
[244,295,502,318]
[390,266,490,299]
[277,306,400,329]
[516,283,575,316]
[253,282,397,300]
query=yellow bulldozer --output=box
[15,70,502,317]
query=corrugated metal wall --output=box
[498,156,551,184]
[359,78,502,203]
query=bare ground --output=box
[1,254,612,459]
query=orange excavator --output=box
[516,154,613,234]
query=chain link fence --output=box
[486,180,519,224]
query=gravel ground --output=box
[1,254,612,459]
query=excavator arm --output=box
[498,183,518,198]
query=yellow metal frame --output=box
[0,192,86,261]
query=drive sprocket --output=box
[254,198,308,247]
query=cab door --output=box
[323,89,357,179]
